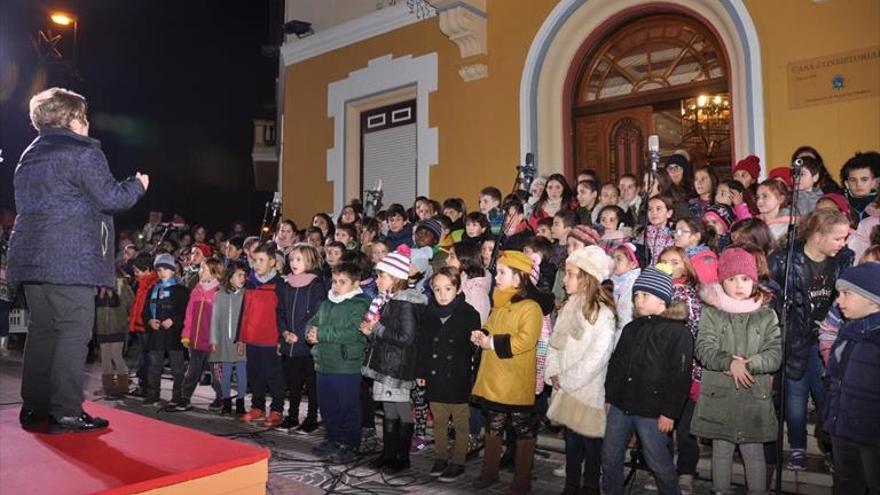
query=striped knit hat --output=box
[376,244,412,280]
[632,262,674,305]
[568,225,602,246]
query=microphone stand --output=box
[638,147,660,267]
[774,160,803,495]
[487,154,536,275]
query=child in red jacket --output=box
[237,242,286,427]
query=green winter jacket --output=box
[308,292,370,374]
[691,304,781,444]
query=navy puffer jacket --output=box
[7,128,145,288]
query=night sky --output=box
[0,0,279,234]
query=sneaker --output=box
[208,398,222,411]
[678,474,694,494]
[332,445,356,464]
[438,463,465,482]
[410,435,429,452]
[785,450,807,471]
[429,459,449,477]
[643,480,658,491]
[164,400,192,412]
[262,411,283,428]
[142,399,162,408]
[311,440,340,457]
[295,419,319,434]
[240,408,265,423]
[552,464,566,478]
[279,416,299,431]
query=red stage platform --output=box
[0,402,270,495]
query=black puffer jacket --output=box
[605,303,693,420]
[362,288,427,388]
[768,242,853,380]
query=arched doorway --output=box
[571,14,732,182]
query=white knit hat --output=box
[566,245,612,282]
[375,245,412,280]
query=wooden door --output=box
[573,105,653,182]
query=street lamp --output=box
[49,12,78,77]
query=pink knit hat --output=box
[718,247,758,283]
[567,225,601,246]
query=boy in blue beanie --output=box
[823,263,880,494]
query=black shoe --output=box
[19,407,49,432]
[208,398,222,411]
[295,418,319,434]
[49,412,109,433]
[164,400,191,412]
[142,398,162,408]
[429,459,449,477]
[234,398,246,416]
[438,463,466,482]
[220,398,233,415]
[368,418,398,470]
[129,386,146,398]
[384,422,413,475]
[280,416,299,430]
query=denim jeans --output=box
[565,428,602,492]
[785,343,825,450]
[602,405,680,495]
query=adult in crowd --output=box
[7,87,149,433]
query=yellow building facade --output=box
[278,0,879,225]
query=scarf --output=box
[251,269,278,284]
[148,276,178,319]
[199,279,220,293]
[550,293,587,350]
[328,286,363,304]
[685,244,710,258]
[428,292,465,320]
[492,286,518,309]
[700,282,761,314]
[285,272,318,288]
[365,290,391,323]
[544,198,563,217]
[611,268,640,303]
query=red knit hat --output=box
[819,192,851,215]
[193,242,213,259]
[733,155,761,182]
[718,247,758,283]
[567,225,602,246]
[767,167,793,188]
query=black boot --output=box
[385,421,414,475]
[369,418,398,470]
[235,398,246,416]
[221,398,233,415]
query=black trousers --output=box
[282,354,317,421]
[675,400,700,475]
[832,435,880,495]
[246,345,285,413]
[361,376,376,428]
[147,350,185,403]
[565,428,602,492]
[181,349,221,402]
[21,284,94,418]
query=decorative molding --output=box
[458,62,488,81]
[281,3,423,66]
[326,53,439,215]
[435,0,487,81]
[519,0,765,175]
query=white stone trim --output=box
[281,4,425,67]
[519,0,765,175]
[326,53,439,215]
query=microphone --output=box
[518,152,537,191]
[648,135,660,172]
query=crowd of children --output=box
[71,147,880,494]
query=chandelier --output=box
[680,94,731,159]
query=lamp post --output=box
[49,12,78,77]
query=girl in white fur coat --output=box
[545,246,618,495]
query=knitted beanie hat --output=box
[498,250,534,274]
[717,247,758,283]
[568,224,602,246]
[154,253,176,271]
[567,245,613,282]
[666,153,691,176]
[837,264,880,306]
[193,242,213,259]
[617,242,645,269]
[703,204,736,232]
[376,245,412,280]
[416,218,443,241]
[632,263,674,305]
[819,192,851,216]
[733,155,761,182]
[767,167,793,188]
